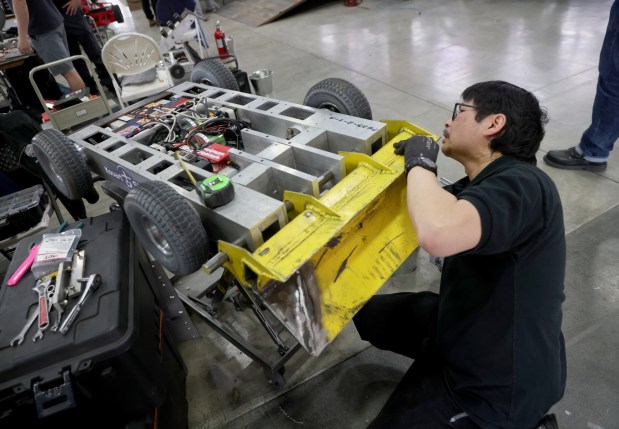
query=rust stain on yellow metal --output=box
[218,121,437,355]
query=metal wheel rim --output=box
[317,101,341,113]
[142,215,172,256]
[41,157,69,195]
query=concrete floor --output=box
[3,0,619,428]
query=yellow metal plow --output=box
[213,120,436,356]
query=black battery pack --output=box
[0,210,188,428]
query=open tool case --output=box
[0,185,48,241]
[0,210,188,428]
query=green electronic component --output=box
[209,133,226,146]
[195,174,234,208]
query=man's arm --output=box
[394,135,482,257]
[406,167,482,257]
[12,0,32,55]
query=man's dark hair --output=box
[461,81,549,165]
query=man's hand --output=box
[63,0,82,15]
[393,135,440,176]
[17,36,33,55]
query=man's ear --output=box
[483,113,507,138]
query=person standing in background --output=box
[53,0,114,94]
[544,0,618,172]
[142,0,159,26]
[12,0,86,92]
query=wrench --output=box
[50,262,69,330]
[32,327,44,342]
[59,274,102,335]
[33,276,53,331]
[32,277,54,342]
[47,284,62,332]
[10,307,38,347]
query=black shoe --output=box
[536,413,559,429]
[544,147,607,172]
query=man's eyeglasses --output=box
[452,103,477,121]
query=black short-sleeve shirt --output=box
[25,0,64,37]
[439,156,567,428]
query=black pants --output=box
[353,292,479,429]
[142,0,159,20]
[63,13,114,93]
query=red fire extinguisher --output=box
[214,20,230,57]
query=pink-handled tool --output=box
[7,244,39,286]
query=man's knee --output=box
[353,295,386,342]
[63,69,86,90]
[354,292,440,350]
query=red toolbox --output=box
[0,210,188,428]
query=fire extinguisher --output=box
[214,20,230,57]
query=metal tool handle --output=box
[36,287,49,330]
[58,303,82,335]
[75,274,102,307]
[58,273,102,335]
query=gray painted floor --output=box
[2,0,618,428]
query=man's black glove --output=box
[393,135,439,176]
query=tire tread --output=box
[31,129,93,200]
[190,59,240,90]
[303,77,372,120]
[125,181,208,275]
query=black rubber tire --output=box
[170,64,185,80]
[112,5,124,23]
[124,181,208,275]
[190,59,240,90]
[303,78,372,120]
[30,129,94,200]
[263,366,286,389]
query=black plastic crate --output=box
[0,210,188,428]
[0,184,47,240]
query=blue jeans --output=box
[578,0,619,162]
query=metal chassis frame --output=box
[177,288,302,386]
[69,82,433,362]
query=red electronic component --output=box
[196,143,230,163]
[81,0,124,27]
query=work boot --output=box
[544,147,607,172]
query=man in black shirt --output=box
[12,0,86,92]
[354,81,566,428]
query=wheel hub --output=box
[142,215,172,256]
[318,102,340,113]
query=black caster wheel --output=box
[263,366,286,389]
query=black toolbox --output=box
[0,210,188,428]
